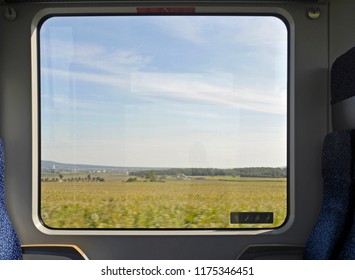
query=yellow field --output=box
[41,178,287,229]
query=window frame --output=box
[31,6,294,235]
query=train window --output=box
[36,14,288,231]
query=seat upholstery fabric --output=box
[0,139,22,260]
[303,131,355,259]
[331,46,355,105]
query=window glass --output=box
[39,15,288,229]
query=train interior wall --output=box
[0,0,353,259]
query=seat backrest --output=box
[303,130,355,259]
[331,47,355,131]
[0,138,22,260]
[304,47,355,260]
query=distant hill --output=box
[41,161,286,178]
[41,160,165,173]
[42,160,118,171]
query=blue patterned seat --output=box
[0,138,22,260]
[303,47,355,260]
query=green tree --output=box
[144,170,157,182]
[127,177,137,183]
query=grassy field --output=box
[41,176,287,229]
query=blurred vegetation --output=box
[41,175,287,229]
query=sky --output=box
[40,15,287,168]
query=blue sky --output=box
[40,16,287,168]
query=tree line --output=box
[41,174,105,182]
[129,167,286,178]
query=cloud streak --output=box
[131,72,286,115]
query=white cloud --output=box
[42,68,130,89]
[43,69,286,115]
[131,72,286,115]
[42,39,151,75]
